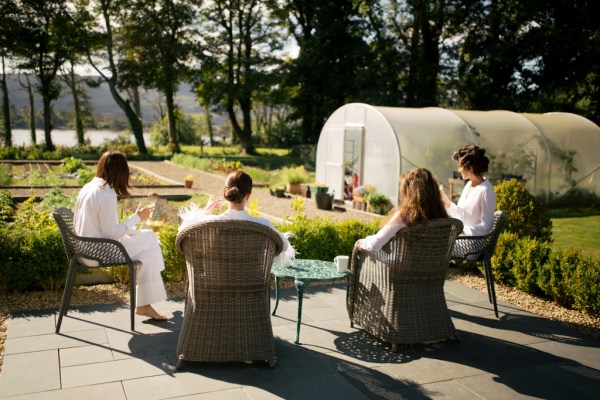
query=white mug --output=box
[334,255,349,273]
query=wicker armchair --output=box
[175,219,283,368]
[349,218,463,351]
[53,207,140,333]
[452,211,508,318]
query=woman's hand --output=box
[204,196,224,214]
[135,203,155,221]
[355,239,363,252]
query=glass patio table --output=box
[271,259,350,344]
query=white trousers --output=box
[120,229,167,307]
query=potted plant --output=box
[308,182,329,194]
[269,185,286,198]
[279,166,311,195]
[352,185,370,203]
[365,189,391,215]
[184,174,194,188]
[315,190,334,210]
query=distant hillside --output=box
[5,74,223,125]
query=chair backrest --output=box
[52,207,133,267]
[176,219,284,289]
[53,207,78,262]
[354,218,463,286]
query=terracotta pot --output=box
[287,183,302,195]
[184,180,193,188]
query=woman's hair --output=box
[96,150,131,196]
[381,167,447,227]
[223,171,253,203]
[453,145,490,177]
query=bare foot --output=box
[135,305,168,321]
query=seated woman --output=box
[73,150,168,321]
[178,170,296,265]
[440,145,496,236]
[356,167,448,252]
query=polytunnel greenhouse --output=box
[315,103,600,205]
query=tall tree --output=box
[59,61,93,145]
[268,0,375,144]
[0,54,12,147]
[81,0,148,154]
[120,0,200,153]
[2,0,82,151]
[195,0,283,154]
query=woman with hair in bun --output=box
[440,145,496,236]
[179,170,296,265]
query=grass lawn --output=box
[551,215,600,261]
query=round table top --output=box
[272,259,350,282]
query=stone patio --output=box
[2,281,600,399]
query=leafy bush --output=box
[159,224,186,282]
[77,167,95,185]
[495,179,553,242]
[0,204,67,292]
[61,157,85,174]
[512,236,550,294]
[365,189,392,215]
[537,247,581,306]
[278,205,378,261]
[0,190,14,224]
[278,165,311,184]
[490,231,520,285]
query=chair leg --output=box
[483,259,499,318]
[129,264,136,331]
[56,263,78,333]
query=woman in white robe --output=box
[179,171,296,266]
[73,150,168,321]
[440,145,496,236]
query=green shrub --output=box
[77,167,95,185]
[279,165,311,184]
[512,236,550,294]
[537,247,581,307]
[491,231,520,285]
[159,224,186,282]
[495,179,553,242]
[0,220,67,292]
[570,257,600,315]
[61,157,85,174]
[278,211,378,261]
[365,190,392,215]
[0,189,15,224]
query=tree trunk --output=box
[107,80,147,154]
[26,82,36,144]
[64,65,85,145]
[42,95,55,152]
[165,87,179,153]
[203,102,214,146]
[1,55,12,147]
[239,98,255,154]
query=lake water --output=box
[10,129,152,147]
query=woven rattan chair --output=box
[452,211,508,318]
[175,219,283,368]
[53,207,140,333]
[349,218,463,351]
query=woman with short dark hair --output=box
[74,150,168,321]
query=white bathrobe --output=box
[73,177,167,307]
[179,206,296,266]
[446,179,496,236]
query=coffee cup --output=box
[334,255,349,273]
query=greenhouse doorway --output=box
[343,126,364,200]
